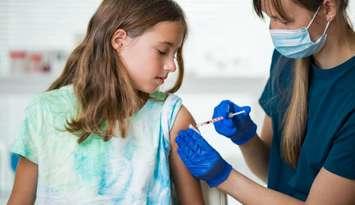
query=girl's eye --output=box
[158,50,168,55]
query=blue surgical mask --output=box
[270,7,331,59]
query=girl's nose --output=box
[164,59,177,72]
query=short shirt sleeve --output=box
[11,98,44,164]
[161,94,182,150]
[324,111,355,179]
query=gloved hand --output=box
[213,100,257,145]
[175,128,233,187]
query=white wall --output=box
[0,1,354,76]
[0,0,274,77]
[0,1,354,204]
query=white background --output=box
[0,1,354,204]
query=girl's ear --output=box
[111,29,128,51]
[322,0,337,22]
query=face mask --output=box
[270,7,331,59]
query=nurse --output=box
[175,0,355,204]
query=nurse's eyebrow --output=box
[271,14,289,22]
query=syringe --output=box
[196,110,246,128]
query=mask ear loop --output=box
[306,6,332,40]
[306,6,321,29]
[321,20,331,36]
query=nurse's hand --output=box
[213,100,257,145]
[176,128,233,187]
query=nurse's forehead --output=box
[260,0,294,19]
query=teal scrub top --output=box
[259,50,355,201]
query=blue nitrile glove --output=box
[175,128,233,187]
[213,100,257,145]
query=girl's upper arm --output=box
[169,105,205,205]
[306,168,355,205]
[7,156,38,205]
[260,115,273,147]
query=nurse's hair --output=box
[48,0,187,143]
[253,0,353,167]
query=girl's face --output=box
[116,21,185,94]
[261,0,329,41]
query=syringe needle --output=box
[196,110,246,128]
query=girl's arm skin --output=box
[7,156,38,205]
[170,105,205,205]
[238,115,273,182]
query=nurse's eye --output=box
[280,20,290,25]
[271,16,288,24]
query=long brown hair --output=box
[48,0,188,143]
[253,0,352,167]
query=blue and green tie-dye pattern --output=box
[12,85,182,205]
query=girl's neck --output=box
[314,19,355,69]
[136,91,150,111]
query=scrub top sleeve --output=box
[258,50,280,117]
[259,78,273,117]
[324,112,355,180]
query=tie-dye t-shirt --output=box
[12,85,182,205]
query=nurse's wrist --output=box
[206,161,233,187]
[230,123,257,145]
[217,169,238,194]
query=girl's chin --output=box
[137,79,164,93]
[136,86,159,95]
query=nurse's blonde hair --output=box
[253,0,353,167]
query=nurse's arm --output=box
[169,105,205,205]
[7,156,38,205]
[218,167,355,205]
[239,115,273,182]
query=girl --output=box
[176,0,355,204]
[7,0,205,204]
